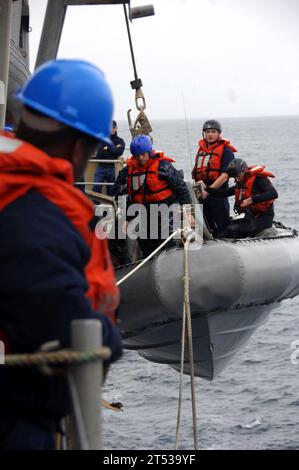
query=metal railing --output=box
[77,157,124,194]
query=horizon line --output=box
[116,113,299,121]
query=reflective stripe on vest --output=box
[193,138,237,183]
[0,135,22,152]
[132,173,146,191]
[126,152,175,204]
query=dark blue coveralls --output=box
[0,190,122,450]
[93,133,125,196]
[202,147,235,236]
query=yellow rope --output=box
[3,347,111,367]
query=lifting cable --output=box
[123,3,139,87]
[123,3,153,139]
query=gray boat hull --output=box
[117,234,299,379]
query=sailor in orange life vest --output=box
[113,135,193,257]
[200,158,278,238]
[0,59,122,450]
[192,119,237,236]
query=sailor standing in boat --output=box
[92,120,125,196]
[0,59,122,450]
[200,158,278,238]
[113,134,193,257]
[192,120,237,236]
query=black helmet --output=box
[202,119,222,133]
[226,158,248,178]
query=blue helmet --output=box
[16,59,114,144]
[4,125,14,132]
[130,134,153,157]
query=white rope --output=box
[175,302,187,449]
[116,229,181,286]
[175,232,199,450]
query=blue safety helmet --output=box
[4,125,14,132]
[130,134,153,157]
[16,59,114,144]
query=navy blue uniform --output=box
[207,176,278,238]
[203,146,234,235]
[93,133,125,196]
[0,190,122,449]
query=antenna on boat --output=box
[182,92,193,171]
[123,3,155,140]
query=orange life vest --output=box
[235,165,275,215]
[193,138,237,183]
[126,151,175,204]
[0,133,119,325]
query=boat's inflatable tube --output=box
[117,234,299,379]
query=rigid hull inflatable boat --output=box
[117,226,299,380]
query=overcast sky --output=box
[28,0,299,120]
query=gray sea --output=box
[103,116,299,450]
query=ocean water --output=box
[103,116,299,450]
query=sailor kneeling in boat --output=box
[113,134,193,257]
[0,60,122,450]
[201,158,278,238]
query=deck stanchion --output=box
[71,319,103,450]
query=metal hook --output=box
[135,87,146,112]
